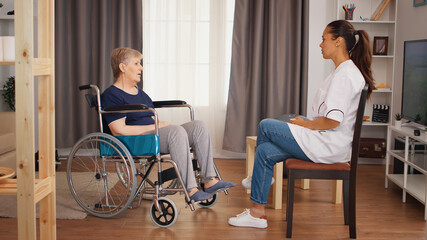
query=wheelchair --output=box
[67,84,228,227]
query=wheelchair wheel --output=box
[67,133,137,218]
[150,197,178,228]
[197,192,218,208]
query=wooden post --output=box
[15,0,37,239]
[38,0,56,239]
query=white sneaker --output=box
[241,176,275,189]
[228,209,268,228]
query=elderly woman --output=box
[101,47,235,203]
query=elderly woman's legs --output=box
[181,120,216,180]
[159,124,198,190]
[180,120,235,192]
[158,121,235,201]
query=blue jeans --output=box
[250,119,311,205]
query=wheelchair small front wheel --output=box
[197,192,218,208]
[150,197,178,228]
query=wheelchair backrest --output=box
[85,93,98,109]
[79,84,105,133]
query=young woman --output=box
[101,48,235,203]
[228,20,374,228]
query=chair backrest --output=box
[349,83,369,176]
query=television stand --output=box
[385,125,427,220]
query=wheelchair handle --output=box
[79,84,92,90]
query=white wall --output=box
[392,1,427,117]
[307,0,336,115]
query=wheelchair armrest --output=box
[153,100,187,108]
[103,104,150,112]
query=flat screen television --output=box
[401,39,427,126]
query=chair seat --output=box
[286,158,350,171]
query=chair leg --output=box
[349,180,356,238]
[286,170,295,238]
[343,179,349,225]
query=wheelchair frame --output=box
[67,84,227,227]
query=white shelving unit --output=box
[337,0,398,155]
[385,125,427,220]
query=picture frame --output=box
[373,36,388,55]
[414,0,427,7]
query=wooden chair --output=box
[285,84,368,239]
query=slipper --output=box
[205,180,236,194]
[189,190,212,203]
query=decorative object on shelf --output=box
[2,76,15,111]
[359,16,369,21]
[375,82,391,91]
[372,104,389,123]
[0,3,3,9]
[414,0,427,7]
[359,138,386,158]
[394,113,402,127]
[375,82,386,88]
[1,36,15,61]
[343,3,355,20]
[371,0,391,21]
[373,36,388,55]
[0,166,15,181]
[7,10,13,15]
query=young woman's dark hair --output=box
[327,20,375,97]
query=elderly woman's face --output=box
[122,57,143,83]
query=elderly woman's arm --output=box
[108,117,171,136]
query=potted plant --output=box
[2,76,15,111]
[394,113,402,128]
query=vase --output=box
[395,120,401,128]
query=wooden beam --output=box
[34,58,52,76]
[34,177,53,203]
[0,179,18,195]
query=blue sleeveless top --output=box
[101,85,154,134]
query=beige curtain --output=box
[55,0,142,148]
[223,0,308,152]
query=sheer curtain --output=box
[143,0,241,158]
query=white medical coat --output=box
[288,60,365,163]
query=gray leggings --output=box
[158,120,216,189]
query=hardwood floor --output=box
[0,159,426,239]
